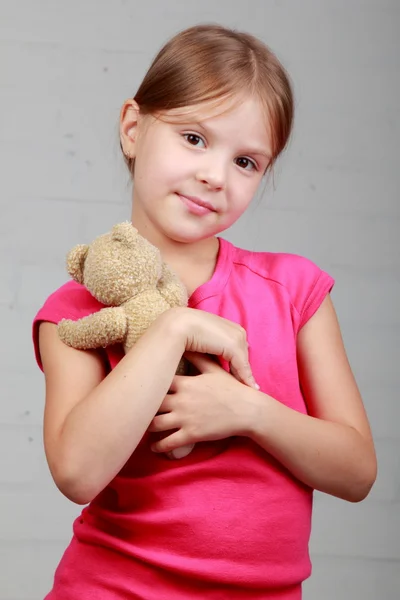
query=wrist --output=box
[242,387,281,444]
[157,307,188,349]
[238,386,268,438]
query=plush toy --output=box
[57,221,194,459]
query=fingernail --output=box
[253,381,260,390]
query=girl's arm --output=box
[39,308,254,505]
[40,316,185,505]
[248,294,377,502]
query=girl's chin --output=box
[164,230,213,245]
[161,219,220,244]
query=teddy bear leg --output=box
[167,444,195,460]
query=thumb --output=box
[184,352,221,374]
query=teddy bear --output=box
[57,221,195,459]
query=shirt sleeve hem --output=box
[299,271,335,329]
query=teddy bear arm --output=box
[58,307,127,350]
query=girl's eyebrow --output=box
[244,147,272,159]
[187,120,272,159]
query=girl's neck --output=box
[168,238,220,297]
[130,211,220,294]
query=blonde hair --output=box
[123,24,294,174]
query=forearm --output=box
[245,389,377,502]
[57,314,185,503]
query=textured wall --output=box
[1,1,399,598]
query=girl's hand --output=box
[163,307,259,390]
[148,353,258,454]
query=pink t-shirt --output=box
[33,237,334,600]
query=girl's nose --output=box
[195,162,226,191]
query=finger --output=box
[168,375,186,393]
[157,394,175,413]
[151,430,189,454]
[229,354,259,390]
[184,352,221,374]
[148,413,178,433]
[230,364,259,389]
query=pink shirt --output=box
[33,237,334,599]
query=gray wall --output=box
[1,1,399,598]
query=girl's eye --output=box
[235,157,257,171]
[183,133,205,148]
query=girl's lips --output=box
[177,193,215,216]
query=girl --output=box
[33,24,377,600]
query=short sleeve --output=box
[286,255,335,330]
[32,281,104,371]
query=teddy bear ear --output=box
[66,244,89,284]
[111,221,138,246]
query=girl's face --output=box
[122,95,272,246]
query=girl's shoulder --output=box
[32,281,104,370]
[34,280,103,323]
[230,243,335,327]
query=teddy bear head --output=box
[66,222,163,306]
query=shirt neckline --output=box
[188,237,233,308]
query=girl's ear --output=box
[119,99,141,159]
[66,244,89,283]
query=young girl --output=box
[33,24,377,600]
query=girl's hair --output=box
[123,24,294,174]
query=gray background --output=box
[1,1,399,598]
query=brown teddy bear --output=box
[57,221,195,459]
